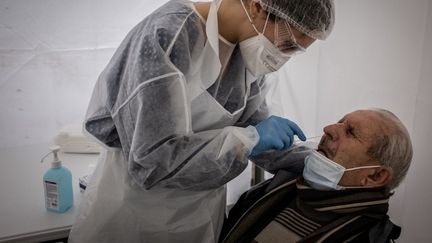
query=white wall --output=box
[399,1,432,241]
[1,0,431,242]
[0,0,166,148]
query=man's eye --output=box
[347,126,356,137]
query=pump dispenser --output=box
[41,145,73,213]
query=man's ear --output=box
[363,166,393,187]
[248,0,265,21]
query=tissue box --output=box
[53,123,101,153]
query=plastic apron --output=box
[69,1,254,242]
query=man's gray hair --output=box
[367,108,413,190]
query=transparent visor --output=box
[273,16,306,55]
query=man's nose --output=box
[323,123,344,141]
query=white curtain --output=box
[1,0,431,242]
[0,0,166,148]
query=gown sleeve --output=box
[85,5,261,191]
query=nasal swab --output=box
[294,135,322,144]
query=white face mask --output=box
[303,150,381,191]
[239,1,291,76]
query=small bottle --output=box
[40,145,73,213]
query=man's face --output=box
[317,110,390,186]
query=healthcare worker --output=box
[69,0,335,242]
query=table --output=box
[0,143,254,242]
[0,143,98,242]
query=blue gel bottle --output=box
[41,146,73,213]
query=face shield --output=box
[274,16,306,55]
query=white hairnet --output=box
[255,0,335,40]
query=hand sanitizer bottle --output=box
[41,145,73,213]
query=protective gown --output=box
[68,0,272,242]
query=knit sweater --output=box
[220,173,401,243]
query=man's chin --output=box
[317,149,326,156]
[317,146,329,158]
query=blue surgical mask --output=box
[303,150,381,190]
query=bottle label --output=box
[44,181,59,210]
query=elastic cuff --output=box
[232,126,260,155]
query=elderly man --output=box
[219,108,413,243]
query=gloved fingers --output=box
[280,133,292,150]
[287,134,294,147]
[280,128,294,148]
[274,120,294,144]
[286,119,306,141]
[273,139,285,150]
[254,116,305,153]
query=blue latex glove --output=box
[251,116,306,156]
